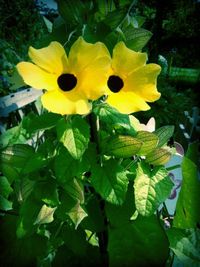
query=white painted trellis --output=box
[0,88,43,133]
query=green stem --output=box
[88,112,109,267]
[163,202,170,218]
[166,164,181,171]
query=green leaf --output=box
[1,216,48,267]
[0,125,27,148]
[106,181,136,227]
[0,194,12,210]
[91,159,129,205]
[62,178,84,204]
[103,8,127,30]
[81,195,105,232]
[34,204,57,225]
[102,135,142,158]
[97,0,115,16]
[134,164,174,216]
[7,68,26,90]
[124,27,152,51]
[0,176,13,198]
[34,180,59,207]
[54,145,90,183]
[0,163,20,183]
[57,0,85,25]
[0,144,34,168]
[93,103,133,132]
[56,186,87,229]
[22,112,62,135]
[22,152,47,174]
[68,202,88,229]
[15,177,35,202]
[17,195,41,238]
[54,145,78,182]
[57,117,90,160]
[167,228,200,266]
[145,148,172,166]
[154,125,175,147]
[173,143,200,228]
[43,16,53,33]
[136,131,159,155]
[60,223,87,257]
[55,189,77,221]
[108,215,169,267]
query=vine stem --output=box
[88,113,109,267]
[166,164,181,171]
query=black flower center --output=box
[107,75,124,93]
[57,73,77,91]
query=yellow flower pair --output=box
[17,37,161,115]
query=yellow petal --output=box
[77,55,111,100]
[41,90,91,115]
[126,64,161,102]
[68,37,111,100]
[17,62,58,91]
[111,42,147,77]
[68,37,111,73]
[106,91,150,114]
[28,41,68,74]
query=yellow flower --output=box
[105,42,161,114]
[17,37,111,115]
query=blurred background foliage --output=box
[0,0,199,134]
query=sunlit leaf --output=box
[102,135,142,158]
[154,125,175,147]
[124,27,152,51]
[145,148,172,166]
[68,201,88,229]
[136,131,159,155]
[91,159,128,205]
[134,164,173,216]
[57,117,90,160]
[34,204,57,225]
[93,103,133,132]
